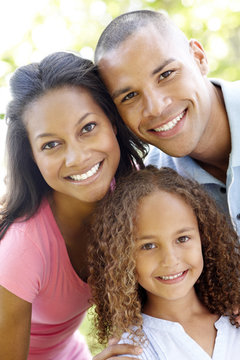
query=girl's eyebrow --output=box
[136,227,197,241]
[176,226,196,234]
[136,235,156,242]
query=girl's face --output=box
[135,190,203,311]
[24,86,120,206]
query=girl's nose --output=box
[160,246,179,268]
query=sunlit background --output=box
[0,0,239,352]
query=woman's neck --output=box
[48,192,97,243]
[48,192,97,282]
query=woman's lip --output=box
[64,160,104,184]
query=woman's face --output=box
[24,86,120,205]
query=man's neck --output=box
[191,84,231,183]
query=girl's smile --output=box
[135,190,204,314]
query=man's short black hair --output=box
[94,10,170,63]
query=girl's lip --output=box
[156,270,188,284]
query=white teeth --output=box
[154,110,186,132]
[160,271,184,280]
[69,163,100,181]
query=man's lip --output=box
[150,109,187,132]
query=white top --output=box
[119,314,240,359]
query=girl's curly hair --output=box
[88,165,240,344]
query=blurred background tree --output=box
[0,0,240,117]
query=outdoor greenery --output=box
[0,0,240,97]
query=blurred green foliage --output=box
[79,307,105,356]
[0,0,240,92]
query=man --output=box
[95,9,240,234]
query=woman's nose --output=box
[65,143,91,167]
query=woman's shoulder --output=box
[0,197,60,260]
[8,197,55,235]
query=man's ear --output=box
[189,39,209,75]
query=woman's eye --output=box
[42,141,59,150]
[177,236,190,244]
[142,243,156,250]
[122,91,138,103]
[82,122,96,134]
[159,70,173,80]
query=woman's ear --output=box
[189,39,209,75]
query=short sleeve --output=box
[0,225,45,302]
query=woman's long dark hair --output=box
[0,51,147,239]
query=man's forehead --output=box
[98,23,186,67]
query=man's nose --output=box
[142,87,172,118]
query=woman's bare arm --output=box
[93,338,142,360]
[0,285,32,360]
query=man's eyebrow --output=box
[152,58,176,76]
[112,58,176,100]
[112,86,132,100]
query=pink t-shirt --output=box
[0,198,92,359]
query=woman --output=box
[0,51,147,359]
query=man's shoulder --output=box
[211,78,240,100]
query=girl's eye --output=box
[42,141,59,150]
[177,236,190,244]
[82,122,96,134]
[122,91,138,103]
[141,243,156,250]
[159,70,173,80]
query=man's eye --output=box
[42,141,59,150]
[159,70,173,80]
[122,91,138,102]
[82,123,96,134]
[177,236,190,244]
[142,243,156,250]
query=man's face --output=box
[97,24,212,158]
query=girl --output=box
[88,165,240,359]
[0,51,147,360]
